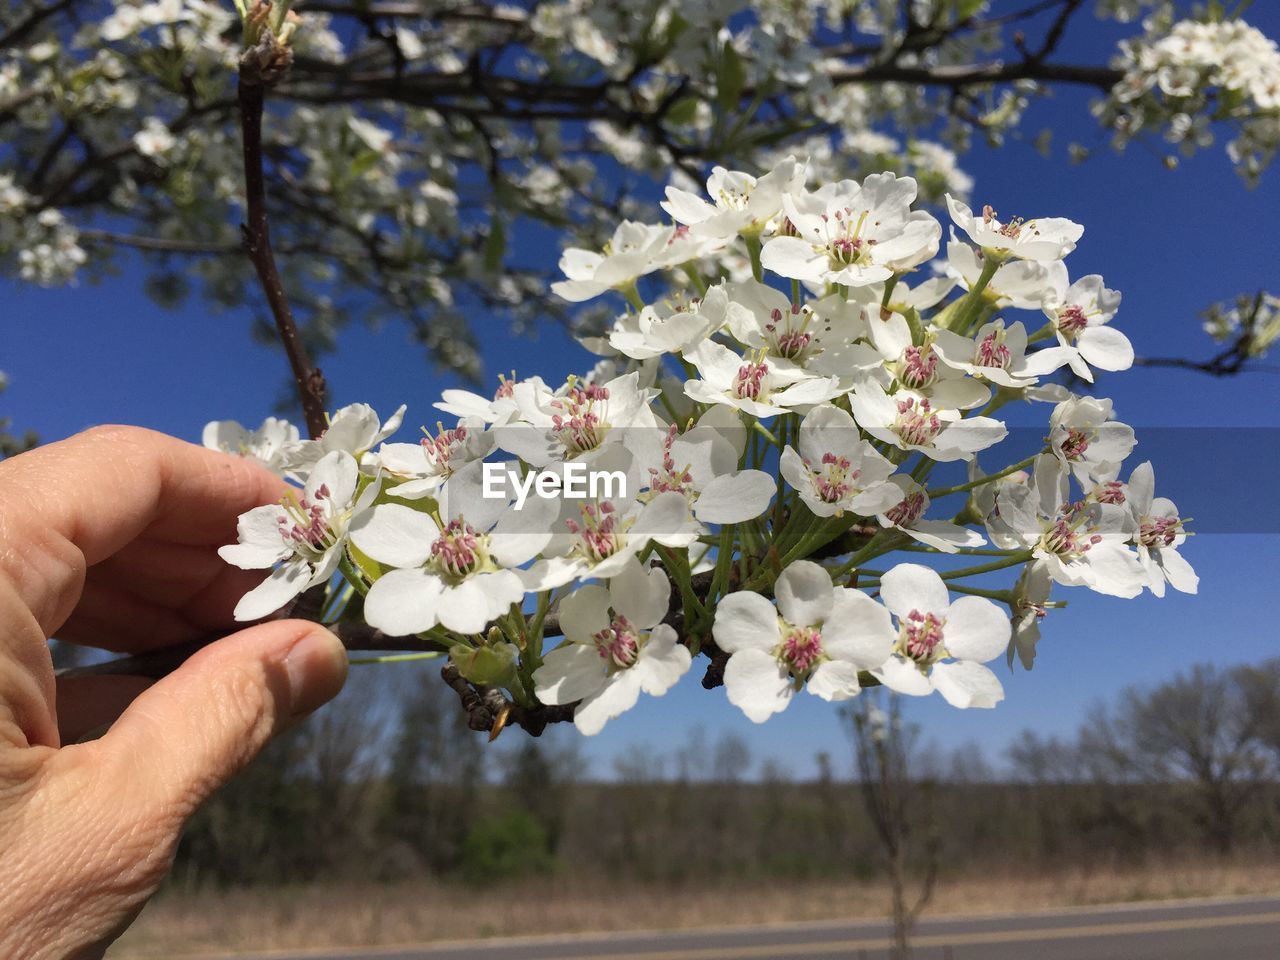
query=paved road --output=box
[207,895,1280,960]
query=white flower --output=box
[133,117,175,158]
[713,561,895,722]
[435,375,543,425]
[606,286,729,360]
[646,416,777,525]
[864,311,991,410]
[945,235,1067,309]
[520,490,699,591]
[533,558,691,735]
[371,418,493,500]
[932,319,1076,388]
[1047,395,1136,485]
[351,461,555,635]
[875,475,985,552]
[202,416,299,476]
[1116,462,1198,597]
[1042,274,1133,380]
[551,221,667,303]
[761,173,940,287]
[495,371,659,467]
[683,340,842,418]
[220,451,375,620]
[1009,559,1053,670]
[724,282,880,379]
[285,402,406,476]
[849,379,1006,461]
[989,456,1145,598]
[946,196,1083,262]
[869,563,1011,709]
[779,404,900,517]
[661,156,803,240]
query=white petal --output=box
[879,563,949,618]
[930,660,1005,708]
[363,568,445,635]
[435,572,523,634]
[633,625,692,696]
[873,655,933,697]
[232,559,311,621]
[806,660,862,702]
[573,671,643,735]
[775,560,835,627]
[610,558,670,630]
[558,584,612,641]
[695,470,776,524]
[942,596,1011,663]
[823,589,896,667]
[712,591,781,653]
[1078,326,1134,372]
[349,502,437,568]
[533,642,607,705]
[723,648,793,723]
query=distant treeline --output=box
[168,659,1280,889]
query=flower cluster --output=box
[1100,13,1280,182]
[212,162,1195,735]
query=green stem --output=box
[949,256,1000,333]
[925,453,1038,499]
[938,552,1032,581]
[349,652,443,665]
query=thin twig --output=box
[238,48,328,438]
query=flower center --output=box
[898,343,939,388]
[1094,481,1126,505]
[647,423,693,496]
[885,490,926,527]
[777,624,825,679]
[982,204,1024,240]
[277,485,340,562]
[550,383,610,457]
[430,519,487,579]
[1040,502,1103,560]
[975,329,1012,369]
[1057,304,1089,337]
[893,397,942,446]
[825,208,875,266]
[734,360,770,400]
[420,422,468,471]
[809,452,859,504]
[899,609,945,664]
[1139,514,1184,549]
[1059,427,1091,461]
[593,614,641,669]
[565,501,624,563]
[765,305,813,361]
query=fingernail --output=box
[284,626,348,717]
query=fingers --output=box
[0,425,287,639]
[90,619,346,821]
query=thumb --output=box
[94,619,347,818]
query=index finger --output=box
[0,425,288,639]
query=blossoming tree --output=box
[1,0,1277,389]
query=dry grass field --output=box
[111,858,1280,958]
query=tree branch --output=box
[239,43,329,438]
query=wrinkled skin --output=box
[0,427,347,959]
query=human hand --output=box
[0,426,347,960]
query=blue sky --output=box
[4,4,1279,777]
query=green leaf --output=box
[716,40,746,111]
[666,96,701,126]
[483,216,507,272]
[450,642,521,688]
[349,149,380,179]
